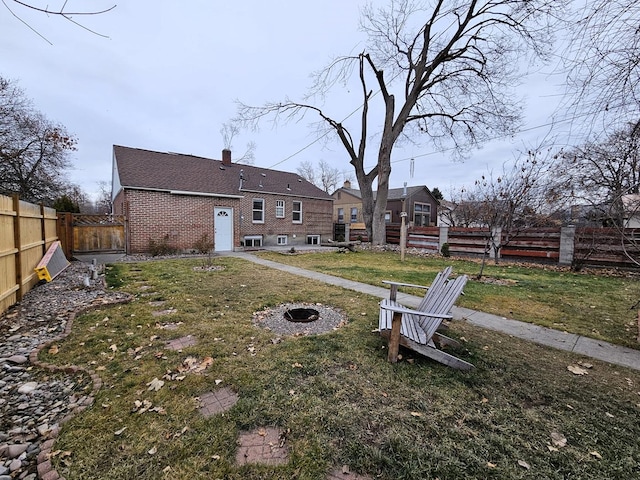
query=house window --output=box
[413,202,431,227]
[293,201,302,223]
[337,208,344,222]
[244,235,263,247]
[385,211,392,223]
[350,207,358,222]
[252,199,264,223]
[275,200,285,218]
[277,235,288,245]
[306,235,320,245]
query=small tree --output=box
[457,150,554,278]
[52,194,80,213]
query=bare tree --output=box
[551,123,640,227]
[94,180,112,214]
[236,0,563,244]
[561,0,640,135]
[456,150,555,277]
[0,76,77,204]
[296,159,341,193]
[3,1,116,44]
[220,122,255,165]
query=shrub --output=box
[148,234,177,256]
[441,242,450,257]
[193,234,214,254]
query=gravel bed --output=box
[0,262,130,479]
[252,302,348,336]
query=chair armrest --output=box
[382,280,429,290]
[380,302,453,319]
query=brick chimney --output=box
[222,149,231,166]
[343,180,351,189]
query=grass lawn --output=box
[256,250,640,349]
[42,257,640,479]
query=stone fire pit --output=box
[252,302,348,336]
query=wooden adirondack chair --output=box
[379,268,474,371]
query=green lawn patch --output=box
[257,250,640,349]
[43,257,640,479]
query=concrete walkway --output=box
[229,252,640,371]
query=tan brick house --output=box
[111,145,333,253]
[331,181,439,227]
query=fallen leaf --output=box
[48,345,59,355]
[518,460,530,469]
[148,446,157,455]
[567,365,588,375]
[110,344,118,352]
[114,427,127,436]
[605,412,614,418]
[96,366,106,371]
[162,466,171,473]
[215,379,223,385]
[342,465,350,474]
[147,378,165,392]
[547,445,558,452]
[551,432,567,448]
[410,412,423,417]
[258,427,267,437]
[590,451,602,459]
[578,361,593,369]
[292,362,303,368]
[487,462,496,468]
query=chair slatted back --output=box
[412,274,467,340]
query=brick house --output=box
[111,145,333,253]
[331,181,439,227]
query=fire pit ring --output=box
[252,302,348,336]
[284,307,319,323]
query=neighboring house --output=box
[111,145,333,253]
[622,194,640,227]
[331,181,439,226]
[331,180,364,225]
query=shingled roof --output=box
[113,145,332,200]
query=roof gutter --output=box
[122,186,243,199]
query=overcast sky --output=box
[3,0,572,200]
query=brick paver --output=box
[198,388,239,418]
[165,335,197,350]
[235,427,289,466]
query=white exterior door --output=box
[214,207,233,251]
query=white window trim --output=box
[275,200,285,218]
[350,207,358,223]
[277,235,288,245]
[413,202,431,226]
[252,198,265,224]
[306,234,320,245]
[293,201,302,224]
[244,235,263,247]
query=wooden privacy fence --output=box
[345,223,640,269]
[57,213,126,259]
[0,194,58,316]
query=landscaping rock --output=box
[0,261,130,479]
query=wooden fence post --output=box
[12,195,23,302]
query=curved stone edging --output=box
[28,293,133,480]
